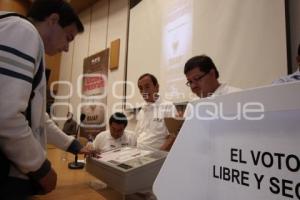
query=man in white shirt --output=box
[184,55,240,117]
[135,73,177,151]
[273,44,300,84]
[93,112,136,152]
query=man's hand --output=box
[37,167,57,194]
[78,146,100,158]
[160,134,177,151]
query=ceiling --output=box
[130,0,142,9]
[27,0,99,13]
[68,0,99,13]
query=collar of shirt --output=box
[142,96,162,111]
[107,132,124,142]
[212,83,227,96]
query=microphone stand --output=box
[68,121,85,169]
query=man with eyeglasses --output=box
[0,0,93,199]
[183,55,240,117]
[273,43,300,84]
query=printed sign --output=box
[154,82,300,200]
[81,49,109,138]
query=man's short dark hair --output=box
[184,55,219,79]
[138,73,158,86]
[109,112,128,127]
[27,0,84,33]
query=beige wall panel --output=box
[89,0,109,55]
[54,42,75,128]
[45,54,61,91]
[56,0,131,129]
[0,0,30,15]
[106,0,129,123]
[69,8,91,122]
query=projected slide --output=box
[160,0,193,102]
[126,0,286,106]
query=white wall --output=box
[53,42,75,128]
[127,0,287,105]
[55,0,291,131]
[55,0,129,129]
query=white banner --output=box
[154,82,300,200]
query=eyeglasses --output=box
[185,72,208,87]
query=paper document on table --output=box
[98,147,153,163]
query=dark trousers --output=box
[0,177,39,200]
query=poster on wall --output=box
[80,49,109,139]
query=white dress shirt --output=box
[93,130,136,152]
[273,69,300,84]
[184,83,241,118]
[135,97,177,151]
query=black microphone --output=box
[75,113,86,136]
[68,113,86,169]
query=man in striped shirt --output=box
[0,0,90,199]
